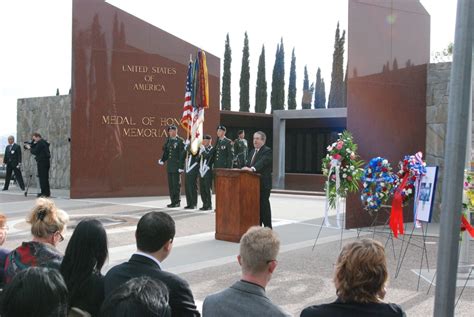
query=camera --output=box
[23,140,33,150]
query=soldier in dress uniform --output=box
[184,140,199,209]
[158,125,185,207]
[233,130,248,168]
[199,135,214,211]
[213,125,234,169]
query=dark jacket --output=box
[68,272,104,317]
[3,241,63,284]
[30,139,51,162]
[161,137,185,173]
[104,254,200,317]
[214,137,233,168]
[246,145,273,189]
[300,299,406,317]
[3,143,22,167]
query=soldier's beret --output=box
[217,125,226,131]
[167,125,177,131]
[203,134,212,140]
[237,130,244,135]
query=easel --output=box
[312,198,347,252]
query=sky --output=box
[0,0,457,139]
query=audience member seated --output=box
[100,276,171,317]
[104,211,200,316]
[61,218,108,317]
[300,238,406,317]
[0,213,10,286]
[3,198,69,284]
[203,226,290,317]
[1,266,68,317]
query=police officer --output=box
[2,135,25,191]
[213,125,233,169]
[199,135,214,211]
[184,140,199,209]
[233,130,248,168]
[158,125,185,207]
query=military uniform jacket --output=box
[3,143,22,167]
[199,146,215,175]
[185,146,200,173]
[161,137,185,173]
[233,138,248,164]
[213,137,234,168]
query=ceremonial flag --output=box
[189,51,209,155]
[180,61,194,135]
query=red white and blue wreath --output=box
[360,157,396,213]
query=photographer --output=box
[24,133,51,197]
[2,136,25,191]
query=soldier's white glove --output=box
[158,159,164,165]
[178,169,184,173]
[184,139,190,145]
[16,163,21,169]
[199,145,205,154]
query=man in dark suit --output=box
[2,136,25,191]
[203,226,290,317]
[159,125,185,208]
[104,211,200,317]
[242,131,273,228]
[25,133,51,197]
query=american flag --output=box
[180,61,193,134]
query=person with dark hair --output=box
[158,125,185,208]
[233,130,248,168]
[214,125,233,169]
[242,131,273,228]
[199,135,214,211]
[2,135,25,191]
[60,219,108,317]
[1,266,68,317]
[4,198,69,284]
[24,132,51,197]
[100,276,171,317]
[300,239,406,317]
[104,211,199,316]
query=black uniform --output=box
[30,139,51,197]
[199,145,215,210]
[213,137,233,169]
[161,137,185,206]
[233,138,248,168]
[2,143,25,191]
[184,147,200,209]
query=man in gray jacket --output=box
[202,227,290,317]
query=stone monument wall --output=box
[17,95,71,190]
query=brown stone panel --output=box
[71,0,220,198]
[346,0,429,229]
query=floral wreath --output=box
[393,152,427,205]
[322,131,364,209]
[360,157,396,212]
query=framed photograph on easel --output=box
[415,166,439,223]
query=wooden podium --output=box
[214,169,260,242]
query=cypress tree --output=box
[314,67,324,109]
[239,32,250,112]
[328,23,346,108]
[277,38,285,110]
[270,44,280,112]
[255,45,267,113]
[321,79,326,108]
[221,33,232,110]
[302,65,311,109]
[287,48,297,110]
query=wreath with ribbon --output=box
[360,157,396,213]
[322,131,364,209]
[461,171,474,238]
[390,152,427,238]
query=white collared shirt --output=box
[133,251,162,269]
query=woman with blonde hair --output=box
[3,198,69,284]
[301,239,406,317]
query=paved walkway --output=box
[0,186,473,316]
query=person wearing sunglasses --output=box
[3,198,69,284]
